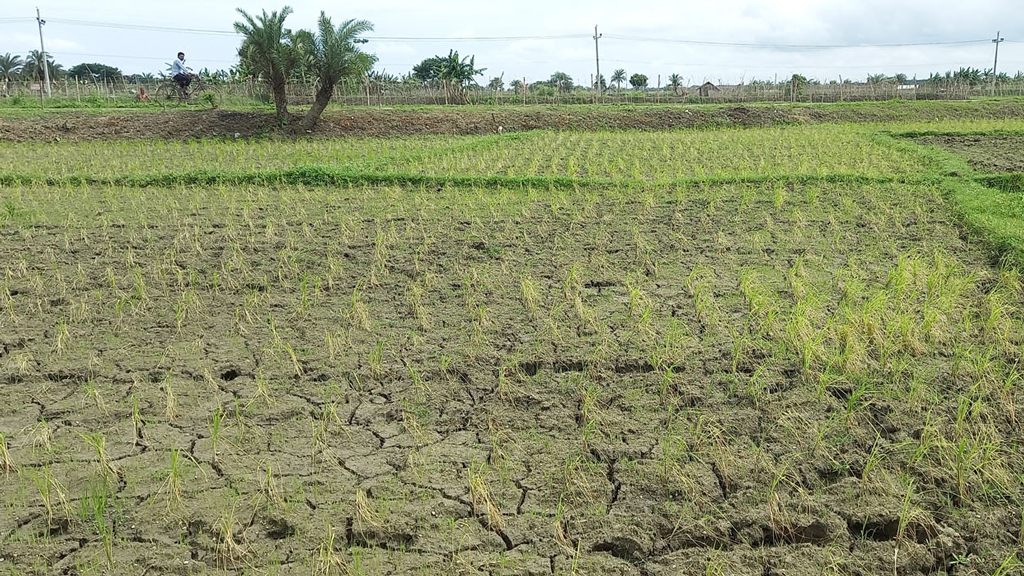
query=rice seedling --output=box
[355,488,383,532]
[248,369,273,408]
[52,316,70,355]
[160,447,194,509]
[208,404,226,462]
[368,339,386,380]
[312,524,348,576]
[30,418,53,455]
[79,432,119,490]
[81,380,108,415]
[310,400,342,472]
[217,501,247,567]
[34,465,71,527]
[0,431,16,474]
[130,393,144,447]
[520,275,541,317]
[468,463,505,531]
[348,283,372,331]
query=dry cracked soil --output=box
[1,177,1023,576]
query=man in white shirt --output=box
[172,52,194,89]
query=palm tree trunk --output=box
[299,83,334,131]
[271,71,289,122]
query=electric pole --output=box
[593,25,602,96]
[991,30,1004,96]
[36,7,51,98]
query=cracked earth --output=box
[1,180,1022,575]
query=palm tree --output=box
[667,73,683,95]
[23,50,62,81]
[611,68,626,91]
[548,71,573,93]
[298,13,376,130]
[234,6,298,121]
[0,53,23,82]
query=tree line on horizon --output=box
[4,46,1020,93]
[2,7,1022,115]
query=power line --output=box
[602,57,1024,70]
[47,18,237,36]
[58,51,237,64]
[365,35,589,42]
[603,33,993,49]
[25,16,1011,49]
[44,17,589,42]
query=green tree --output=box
[410,50,484,103]
[487,76,504,91]
[68,63,123,82]
[610,68,626,91]
[0,53,23,81]
[234,6,299,121]
[411,56,444,83]
[548,71,573,93]
[23,50,64,81]
[509,78,523,93]
[866,73,887,85]
[787,74,808,98]
[629,73,648,90]
[297,13,376,130]
[667,73,683,94]
[436,50,485,103]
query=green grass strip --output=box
[941,176,1024,265]
[974,173,1024,194]
[0,166,941,190]
[871,132,976,176]
[891,129,1024,138]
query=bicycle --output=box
[154,74,209,105]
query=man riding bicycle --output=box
[172,52,194,89]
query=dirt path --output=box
[3,99,1024,142]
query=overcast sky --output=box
[3,0,1022,85]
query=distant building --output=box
[699,82,721,97]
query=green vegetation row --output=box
[0,124,953,179]
[976,173,1024,193]
[2,167,1020,266]
[0,165,941,190]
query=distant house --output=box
[699,82,721,97]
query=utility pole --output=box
[593,25,602,96]
[992,30,1005,97]
[36,7,51,98]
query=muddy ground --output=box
[1,178,1022,575]
[918,134,1024,173]
[4,98,1024,142]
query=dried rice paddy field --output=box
[2,118,1024,576]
